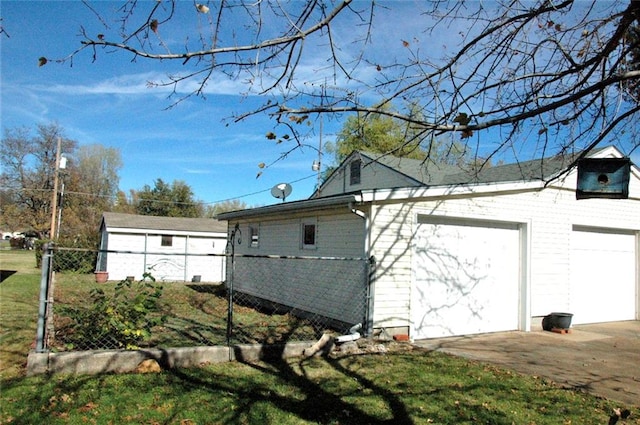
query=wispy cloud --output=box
[183,168,212,175]
[28,71,255,97]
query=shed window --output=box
[161,235,173,247]
[302,220,317,249]
[249,225,259,247]
[350,159,361,185]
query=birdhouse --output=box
[576,157,630,199]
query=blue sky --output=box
[1,1,349,206]
[2,1,638,208]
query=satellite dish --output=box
[271,183,292,202]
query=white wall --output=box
[369,171,640,331]
[320,156,420,197]
[227,211,368,326]
[231,211,365,258]
[105,231,226,282]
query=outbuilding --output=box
[218,146,639,340]
[97,212,227,283]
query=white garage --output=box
[220,146,639,340]
[570,226,637,324]
[97,213,228,282]
[411,216,522,339]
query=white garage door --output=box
[570,227,637,324]
[412,216,521,339]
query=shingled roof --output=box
[101,212,227,233]
[360,148,606,186]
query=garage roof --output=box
[360,148,609,186]
[218,145,637,221]
[101,212,227,233]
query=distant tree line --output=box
[112,179,247,219]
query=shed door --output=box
[412,217,521,339]
[570,228,637,324]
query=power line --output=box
[0,173,319,207]
[201,173,318,205]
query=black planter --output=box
[542,312,573,331]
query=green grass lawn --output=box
[1,249,638,425]
[0,249,41,380]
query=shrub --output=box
[57,274,166,350]
[34,240,47,267]
[9,237,26,249]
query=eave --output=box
[359,180,546,202]
[217,194,360,220]
[217,180,549,220]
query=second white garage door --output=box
[412,216,522,339]
[570,227,637,324]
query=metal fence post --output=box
[226,224,241,346]
[365,255,376,337]
[226,250,234,346]
[35,243,53,352]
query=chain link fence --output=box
[35,245,371,352]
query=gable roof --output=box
[219,145,637,221]
[355,152,458,185]
[101,212,227,233]
[354,147,611,187]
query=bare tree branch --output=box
[46,0,640,166]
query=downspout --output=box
[349,200,374,337]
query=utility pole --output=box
[311,80,326,197]
[316,114,323,190]
[49,137,62,240]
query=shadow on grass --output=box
[155,315,227,346]
[1,337,626,424]
[167,324,419,424]
[233,323,415,424]
[0,270,17,282]
[185,283,226,295]
[1,317,417,424]
[232,349,415,423]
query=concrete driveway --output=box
[413,321,640,406]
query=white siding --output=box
[227,211,368,326]
[221,160,639,335]
[369,203,414,329]
[233,212,365,258]
[145,234,187,281]
[105,233,147,280]
[105,231,226,282]
[187,237,226,283]
[370,173,639,332]
[320,159,419,197]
